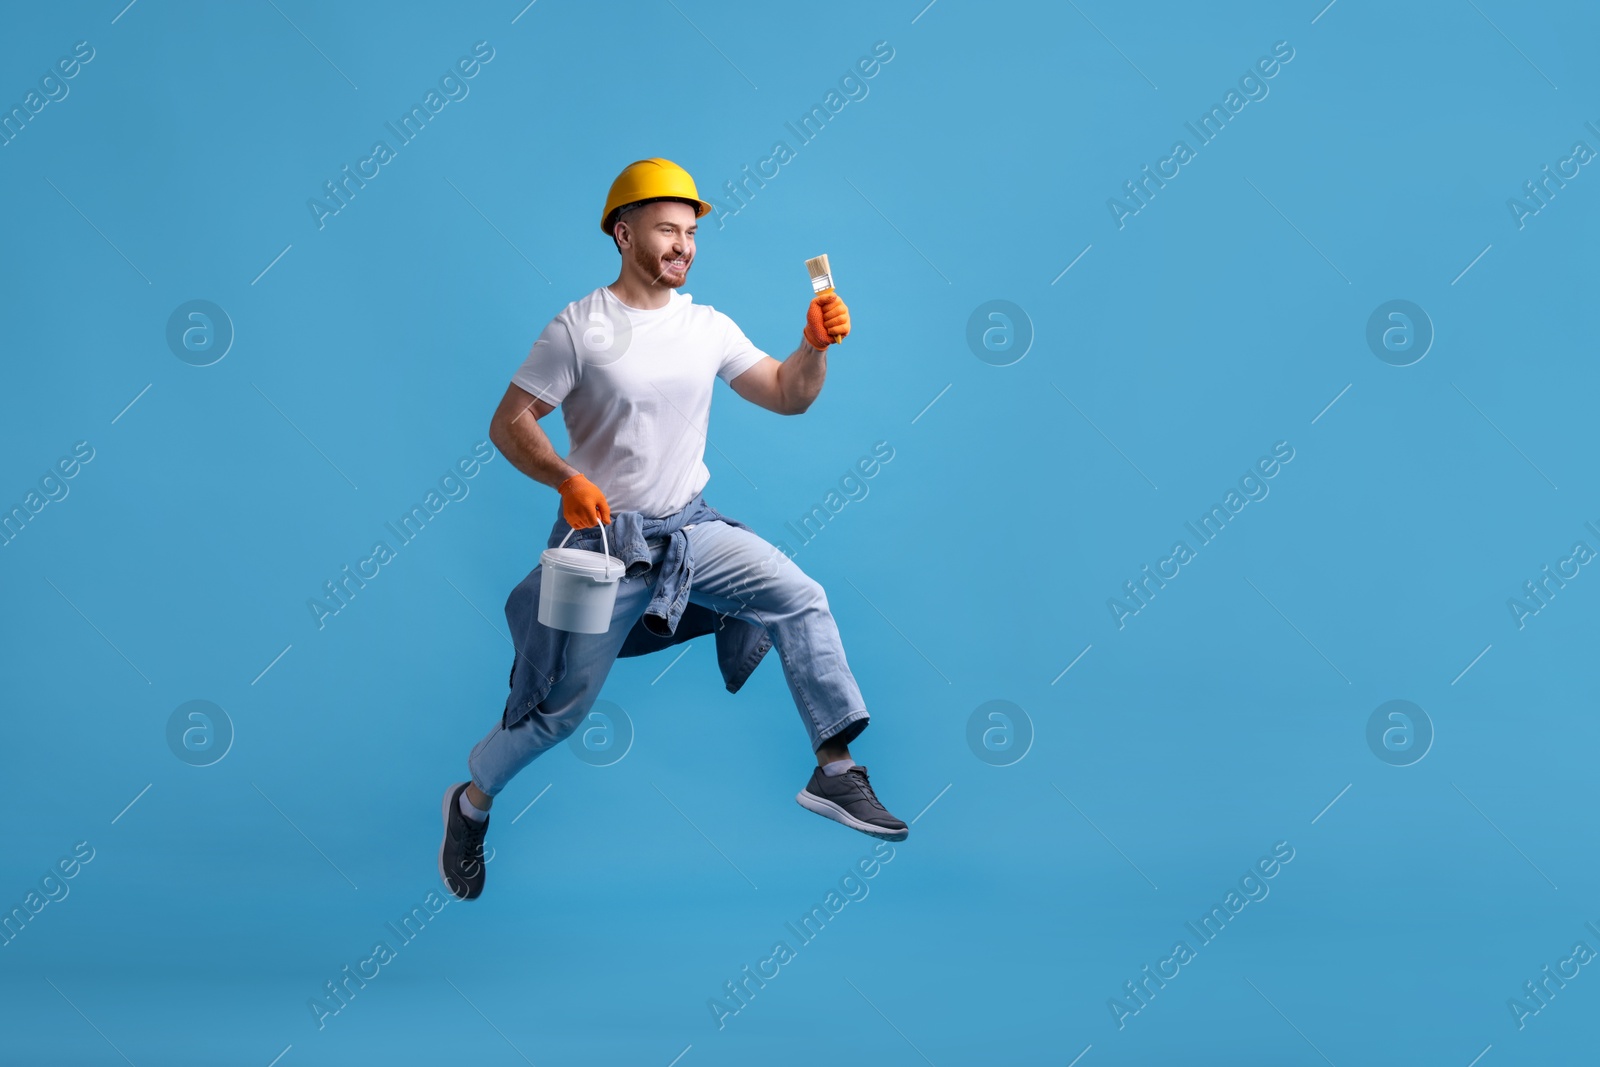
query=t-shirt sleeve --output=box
[716,313,771,384]
[509,314,579,405]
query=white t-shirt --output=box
[510,286,769,517]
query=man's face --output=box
[619,200,697,287]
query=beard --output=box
[633,242,689,286]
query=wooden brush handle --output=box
[815,287,843,345]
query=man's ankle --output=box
[465,783,494,810]
[816,744,852,768]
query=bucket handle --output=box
[558,521,619,578]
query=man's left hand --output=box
[803,292,850,350]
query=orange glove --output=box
[557,474,611,528]
[803,292,850,350]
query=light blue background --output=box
[3,1,1597,1064]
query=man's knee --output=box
[711,526,828,612]
[720,529,786,584]
[731,566,824,616]
[782,567,828,613]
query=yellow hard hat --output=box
[600,157,713,235]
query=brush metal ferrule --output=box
[809,272,833,293]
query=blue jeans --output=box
[468,518,868,796]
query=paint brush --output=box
[804,253,843,345]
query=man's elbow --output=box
[778,385,821,415]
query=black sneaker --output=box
[439,782,489,900]
[796,765,909,841]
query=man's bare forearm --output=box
[491,402,578,490]
[776,341,829,415]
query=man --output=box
[439,158,907,901]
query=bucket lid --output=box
[542,546,622,579]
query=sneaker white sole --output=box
[795,790,909,841]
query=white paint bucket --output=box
[537,524,623,634]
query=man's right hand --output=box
[557,473,611,528]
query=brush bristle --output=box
[805,254,833,293]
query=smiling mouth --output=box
[663,257,689,273]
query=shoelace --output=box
[460,815,487,860]
[846,767,883,808]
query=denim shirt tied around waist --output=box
[500,493,773,729]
